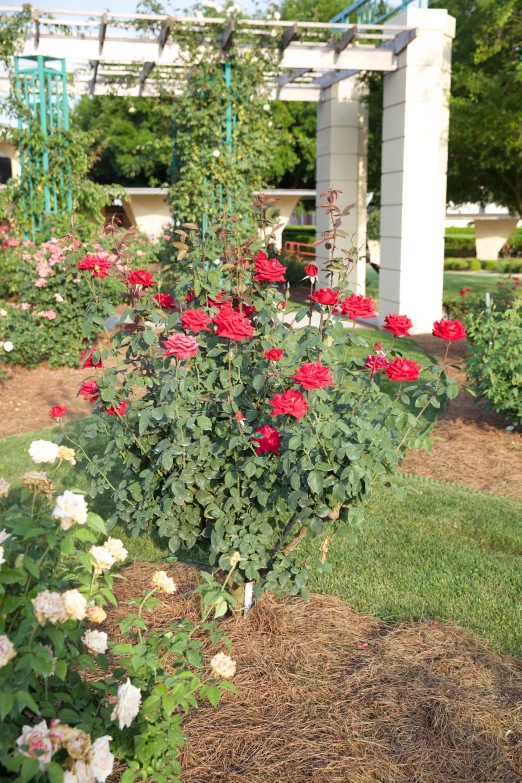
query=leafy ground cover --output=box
[2,422,521,654]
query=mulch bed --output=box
[106,562,522,783]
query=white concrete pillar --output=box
[316,76,367,294]
[379,8,455,334]
[475,218,518,261]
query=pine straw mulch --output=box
[400,334,522,499]
[106,562,522,783]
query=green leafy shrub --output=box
[73,191,459,601]
[0,224,160,368]
[444,258,472,270]
[469,259,482,271]
[282,225,316,246]
[444,278,520,321]
[465,302,522,425]
[0,456,237,783]
[444,235,476,257]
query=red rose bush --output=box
[74,189,461,601]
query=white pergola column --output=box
[379,8,456,333]
[316,76,368,293]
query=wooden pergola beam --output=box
[280,23,298,51]
[218,20,235,52]
[335,25,357,53]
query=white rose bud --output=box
[3,341,13,352]
[111,678,142,729]
[81,629,108,655]
[151,570,176,594]
[28,440,59,465]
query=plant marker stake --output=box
[244,581,254,618]
[485,292,491,312]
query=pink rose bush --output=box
[71,190,460,601]
[0,452,237,783]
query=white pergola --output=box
[0,5,455,332]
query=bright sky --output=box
[23,0,260,15]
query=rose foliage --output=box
[75,191,460,599]
[0,461,237,783]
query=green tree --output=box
[433,0,522,216]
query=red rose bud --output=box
[382,313,413,337]
[180,309,212,334]
[185,289,196,303]
[127,269,155,287]
[373,342,383,352]
[78,380,100,403]
[252,424,281,455]
[241,303,257,318]
[291,361,335,390]
[268,389,309,420]
[253,254,287,283]
[340,293,376,320]
[304,264,318,279]
[384,357,420,382]
[236,411,245,421]
[162,333,199,359]
[432,319,466,342]
[106,400,127,416]
[77,254,111,278]
[309,288,340,306]
[80,347,102,369]
[364,355,389,375]
[153,293,177,310]
[264,348,283,361]
[207,293,229,309]
[49,405,68,419]
[212,303,255,342]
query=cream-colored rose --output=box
[103,537,128,563]
[28,439,59,464]
[21,471,55,500]
[86,603,107,625]
[230,551,241,567]
[0,528,11,543]
[89,546,116,575]
[89,735,114,782]
[16,721,54,769]
[81,630,108,655]
[64,728,92,760]
[64,771,79,783]
[62,589,87,621]
[151,570,176,594]
[0,634,16,668]
[52,491,88,529]
[32,590,68,626]
[210,651,237,679]
[0,545,5,568]
[58,445,77,465]
[111,678,142,729]
[0,478,10,498]
[74,758,96,783]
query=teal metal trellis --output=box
[330,0,428,26]
[14,55,73,239]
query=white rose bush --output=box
[0,462,238,783]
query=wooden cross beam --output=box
[280,23,298,51]
[218,20,236,52]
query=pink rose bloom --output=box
[44,310,57,321]
[162,333,199,360]
[54,293,64,303]
[7,238,19,247]
[21,302,31,310]
[35,278,46,288]
[136,250,144,256]
[73,278,81,284]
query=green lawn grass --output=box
[2,423,522,654]
[365,266,506,302]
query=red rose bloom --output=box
[269,389,309,420]
[180,309,211,334]
[79,380,100,403]
[304,264,318,279]
[49,405,67,419]
[309,288,340,306]
[80,347,102,369]
[384,357,420,382]
[207,293,229,309]
[106,400,127,417]
[162,333,199,360]
[340,293,376,320]
[364,355,390,375]
[253,254,287,283]
[291,361,335,390]
[77,254,111,278]
[153,293,177,310]
[252,425,281,455]
[241,303,257,318]
[127,270,155,287]
[432,319,466,342]
[373,342,383,352]
[382,313,413,337]
[213,303,255,341]
[185,289,196,303]
[264,348,283,362]
[236,411,244,421]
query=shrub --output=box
[0,224,160,369]
[465,302,522,425]
[281,257,307,286]
[444,278,520,321]
[282,225,316,246]
[444,258,471,271]
[71,191,460,601]
[0,457,237,783]
[469,259,482,271]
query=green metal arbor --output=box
[14,55,72,238]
